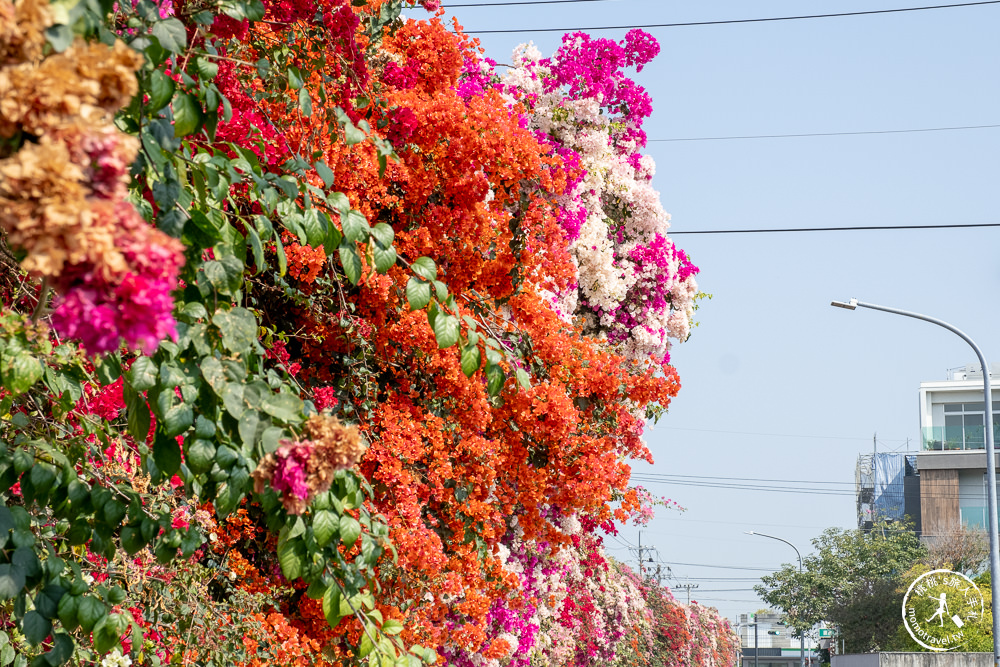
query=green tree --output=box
[885,565,993,651]
[755,520,925,652]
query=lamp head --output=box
[830,298,858,310]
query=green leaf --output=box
[120,526,145,556]
[370,222,394,249]
[190,211,224,245]
[515,368,531,389]
[261,392,303,423]
[460,343,481,378]
[339,244,362,285]
[274,234,287,276]
[287,67,303,90]
[76,596,106,633]
[0,507,12,538]
[1,351,42,395]
[340,209,369,243]
[125,383,151,440]
[237,411,258,447]
[200,357,226,395]
[172,92,202,138]
[324,217,343,257]
[406,278,431,310]
[162,403,193,437]
[34,584,63,620]
[358,630,374,658]
[44,24,72,52]
[213,308,257,355]
[0,564,25,600]
[313,510,338,547]
[148,70,175,113]
[298,88,312,116]
[434,280,449,302]
[261,426,284,454]
[246,224,265,272]
[152,17,187,53]
[277,540,303,580]
[322,585,344,628]
[202,254,243,294]
[95,355,122,385]
[185,439,216,474]
[301,209,326,248]
[196,57,218,81]
[339,515,361,549]
[57,593,79,632]
[372,244,396,274]
[314,161,335,188]
[92,613,128,654]
[12,548,40,579]
[45,632,73,665]
[433,313,459,350]
[383,618,404,635]
[272,176,298,199]
[20,611,49,646]
[486,365,504,396]
[222,384,246,419]
[410,256,437,281]
[153,430,182,476]
[344,123,365,145]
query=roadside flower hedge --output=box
[0,0,733,664]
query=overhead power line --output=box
[631,473,996,500]
[669,223,1000,235]
[447,0,617,6]
[465,1,1000,33]
[661,560,777,571]
[657,425,901,441]
[638,472,854,486]
[651,123,1000,142]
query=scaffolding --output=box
[856,452,918,529]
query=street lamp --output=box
[831,298,1000,666]
[747,531,804,667]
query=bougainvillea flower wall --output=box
[0,0,738,663]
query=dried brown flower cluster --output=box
[0,1,147,279]
[0,0,184,355]
[252,416,368,515]
[1,39,142,137]
[0,135,122,276]
[0,0,49,68]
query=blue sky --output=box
[442,0,1000,621]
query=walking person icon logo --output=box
[926,593,949,627]
[902,569,984,651]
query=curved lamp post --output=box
[747,531,805,667]
[831,298,999,666]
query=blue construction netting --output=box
[872,453,916,521]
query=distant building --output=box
[915,364,1000,541]
[737,612,820,667]
[738,612,792,649]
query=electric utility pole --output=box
[634,531,655,580]
[676,581,699,604]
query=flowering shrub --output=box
[0,0,737,664]
[500,34,701,362]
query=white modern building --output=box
[915,363,1000,540]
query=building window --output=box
[933,403,1000,450]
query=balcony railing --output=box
[921,424,1000,451]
